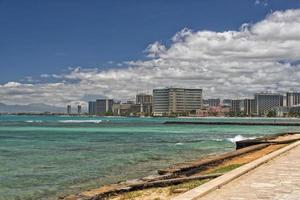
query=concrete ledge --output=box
[172,140,300,200]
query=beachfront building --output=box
[274,106,289,117]
[286,92,300,107]
[222,99,232,107]
[136,93,153,115]
[289,105,300,114]
[112,103,132,116]
[231,100,241,113]
[255,93,283,116]
[136,93,153,105]
[67,105,71,114]
[88,101,96,115]
[153,88,169,115]
[95,99,114,115]
[77,105,82,114]
[206,99,221,107]
[153,88,202,116]
[196,106,230,117]
[242,99,256,116]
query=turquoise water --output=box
[1,115,300,200]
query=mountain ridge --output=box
[0,102,65,113]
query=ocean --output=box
[1,115,300,200]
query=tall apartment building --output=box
[67,105,71,114]
[136,93,153,115]
[153,88,169,115]
[222,99,232,107]
[286,92,300,107]
[112,103,132,116]
[242,99,256,116]
[153,88,202,116]
[231,100,241,113]
[255,93,283,116]
[88,101,96,115]
[77,105,82,114]
[205,99,221,107]
[136,93,153,105]
[95,99,113,115]
[232,99,255,115]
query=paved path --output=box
[198,145,300,200]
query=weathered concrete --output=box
[164,121,300,126]
[236,132,300,149]
[172,140,300,200]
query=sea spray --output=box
[227,135,256,143]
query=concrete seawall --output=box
[172,140,300,200]
[164,121,300,126]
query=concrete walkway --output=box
[198,144,300,200]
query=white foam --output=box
[25,120,43,123]
[58,120,102,124]
[227,135,256,143]
[211,138,223,142]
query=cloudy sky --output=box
[1,0,300,108]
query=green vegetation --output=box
[116,164,244,199]
[105,111,114,116]
[288,111,300,118]
[226,111,248,117]
[209,164,243,174]
[169,179,210,194]
[267,110,277,117]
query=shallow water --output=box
[1,115,300,200]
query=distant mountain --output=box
[0,103,65,113]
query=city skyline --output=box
[1,1,300,107]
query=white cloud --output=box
[1,9,300,106]
[255,0,268,6]
[3,82,23,87]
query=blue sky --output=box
[1,1,300,106]
[1,0,300,84]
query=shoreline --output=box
[63,132,300,200]
[164,121,300,126]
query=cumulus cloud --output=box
[1,9,300,106]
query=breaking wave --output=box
[25,120,43,123]
[226,135,256,143]
[58,120,102,124]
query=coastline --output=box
[63,132,300,200]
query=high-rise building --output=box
[136,94,153,105]
[136,93,153,115]
[242,99,256,116]
[255,93,283,116]
[95,99,113,115]
[286,92,300,107]
[67,105,71,114]
[231,100,241,113]
[222,99,232,107]
[153,88,169,115]
[77,105,82,114]
[112,103,132,116]
[206,99,221,107]
[153,88,202,116]
[88,101,96,115]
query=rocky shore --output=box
[63,132,300,200]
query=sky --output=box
[1,0,300,107]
